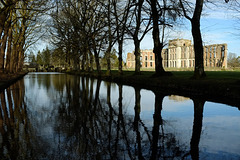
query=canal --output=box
[0,72,240,159]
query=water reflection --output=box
[0,73,239,159]
[0,79,38,159]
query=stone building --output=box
[126,39,227,69]
[126,49,156,69]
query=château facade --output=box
[126,39,227,69]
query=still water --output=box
[0,72,240,160]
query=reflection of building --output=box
[168,95,190,102]
[126,39,227,68]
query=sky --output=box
[123,2,240,60]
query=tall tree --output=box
[148,0,177,76]
[127,0,152,75]
[112,0,132,75]
[0,0,50,73]
[180,0,206,79]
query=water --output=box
[0,72,239,160]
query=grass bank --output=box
[67,70,240,108]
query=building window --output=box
[145,62,147,67]
[150,62,152,67]
[214,46,216,58]
[145,56,148,60]
[150,56,153,60]
[221,46,225,57]
[206,49,208,59]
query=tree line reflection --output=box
[0,75,215,159]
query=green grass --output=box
[120,70,240,80]
[205,71,240,79]
[69,69,240,84]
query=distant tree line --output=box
[228,53,240,68]
[29,47,119,70]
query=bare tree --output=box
[179,0,206,79]
[112,0,132,75]
[127,0,152,75]
[50,0,110,73]
[0,0,49,73]
[148,0,178,77]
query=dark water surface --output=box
[0,72,239,160]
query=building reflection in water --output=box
[0,73,239,159]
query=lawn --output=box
[108,70,240,81]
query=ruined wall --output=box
[203,44,227,68]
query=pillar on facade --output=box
[186,47,190,67]
[222,44,227,68]
[176,46,181,68]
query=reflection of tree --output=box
[0,80,42,159]
[114,84,133,159]
[151,92,164,160]
[150,92,188,160]
[53,78,190,159]
[2,74,208,159]
[190,99,205,160]
[133,87,144,160]
[183,98,205,160]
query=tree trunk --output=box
[12,44,18,73]
[73,50,80,71]
[191,19,206,79]
[85,51,89,71]
[89,51,94,72]
[81,49,86,71]
[106,0,112,76]
[118,40,123,75]
[93,48,101,75]
[0,27,9,72]
[150,0,166,76]
[0,8,9,38]
[106,47,111,76]
[5,25,12,73]
[14,46,19,73]
[134,40,141,75]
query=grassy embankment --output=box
[68,68,240,107]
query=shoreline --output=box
[67,71,240,109]
[0,72,29,91]
[0,71,239,109]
